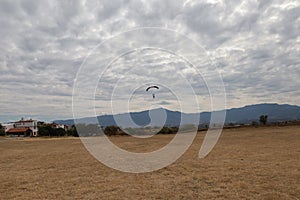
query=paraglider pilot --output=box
[146,85,159,99]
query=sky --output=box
[0,0,299,122]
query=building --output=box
[2,123,15,133]
[49,123,69,131]
[5,118,38,137]
[6,128,33,137]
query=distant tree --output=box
[72,124,102,137]
[54,128,66,137]
[85,124,102,136]
[66,125,79,137]
[38,125,67,137]
[251,121,259,126]
[228,123,235,127]
[259,115,268,125]
[169,127,179,133]
[0,123,5,136]
[181,124,197,132]
[37,121,45,126]
[104,126,121,136]
[158,127,171,134]
[38,126,50,136]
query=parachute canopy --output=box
[146,85,159,91]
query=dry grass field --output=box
[0,126,299,199]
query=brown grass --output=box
[0,126,299,199]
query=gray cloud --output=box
[0,0,299,122]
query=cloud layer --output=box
[0,0,299,122]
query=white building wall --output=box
[15,120,38,136]
[2,123,15,133]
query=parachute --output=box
[146,86,159,91]
[146,85,159,99]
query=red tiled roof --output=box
[6,128,30,133]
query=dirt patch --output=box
[0,126,299,199]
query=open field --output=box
[0,126,299,199]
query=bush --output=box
[66,125,79,137]
[259,115,268,125]
[0,123,5,136]
[104,126,122,136]
[158,127,178,134]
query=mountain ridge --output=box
[54,103,300,127]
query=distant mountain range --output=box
[54,103,300,127]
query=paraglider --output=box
[146,85,159,99]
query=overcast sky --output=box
[0,0,299,122]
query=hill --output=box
[54,103,300,127]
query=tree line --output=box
[2,114,299,137]
[38,124,78,137]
